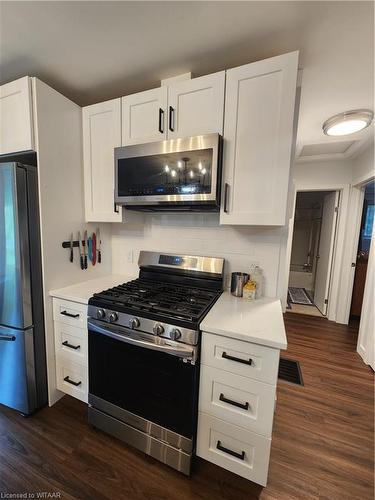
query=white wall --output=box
[33,78,112,405]
[111,211,284,297]
[352,140,374,185]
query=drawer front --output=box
[197,412,271,487]
[56,356,88,403]
[199,365,276,437]
[201,332,280,385]
[54,321,87,366]
[53,298,87,329]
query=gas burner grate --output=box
[92,278,219,321]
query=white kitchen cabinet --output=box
[122,87,168,145]
[82,98,122,222]
[220,52,299,226]
[52,297,89,403]
[0,76,34,154]
[167,72,225,139]
[197,329,282,487]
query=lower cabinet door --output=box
[56,356,88,403]
[196,412,271,487]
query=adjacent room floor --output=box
[0,313,373,500]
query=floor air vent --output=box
[278,358,304,385]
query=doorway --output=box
[287,190,340,317]
[350,180,374,319]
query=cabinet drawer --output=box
[54,321,87,366]
[199,366,276,437]
[53,298,87,329]
[56,356,88,403]
[201,332,280,385]
[197,412,271,486]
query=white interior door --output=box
[314,191,340,315]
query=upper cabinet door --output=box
[122,87,168,146]
[167,72,225,139]
[0,77,34,155]
[82,98,122,222]
[220,52,299,226]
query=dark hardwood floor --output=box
[0,313,373,499]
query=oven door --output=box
[88,319,199,440]
[114,133,221,206]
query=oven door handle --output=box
[88,319,195,361]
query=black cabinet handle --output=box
[219,393,249,411]
[169,106,174,132]
[60,310,79,319]
[222,351,252,366]
[0,334,16,341]
[217,440,245,461]
[224,183,229,213]
[62,340,81,351]
[158,108,164,134]
[63,376,82,387]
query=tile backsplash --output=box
[111,211,284,297]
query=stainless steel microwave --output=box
[114,133,222,211]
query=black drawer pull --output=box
[63,376,81,387]
[217,440,245,460]
[60,310,79,319]
[158,108,164,134]
[169,106,174,132]
[222,351,252,366]
[219,393,249,411]
[0,334,16,341]
[224,182,229,213]
[62,340,81,350]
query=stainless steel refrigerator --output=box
[0,155,48,414]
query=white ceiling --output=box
[0,1,373,156]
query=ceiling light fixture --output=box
[323,109,373,136]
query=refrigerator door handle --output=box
[0,334,16,341]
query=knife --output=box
[69,232,74,263]
[97,227,101,264]
[78,231,84,270]
[84,230,88,269]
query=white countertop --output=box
[49,274,134,304]
[201,293,287,350]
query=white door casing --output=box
[314,191,340,315]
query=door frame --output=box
[338,176,375,324]
[280,181,350,321]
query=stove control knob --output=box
[170,328,182,341]
[153,323,165,336]
[129,317,140,329]
[108,312,118,323]
[97,308,106,320]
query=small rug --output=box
[278,358,304,385]
[288,287,314,306]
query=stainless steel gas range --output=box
[87,251,224,475]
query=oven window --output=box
[117,148,213,197]
[89,330,199,439]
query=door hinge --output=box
[324,299,328,304]
[334,206,339,213]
